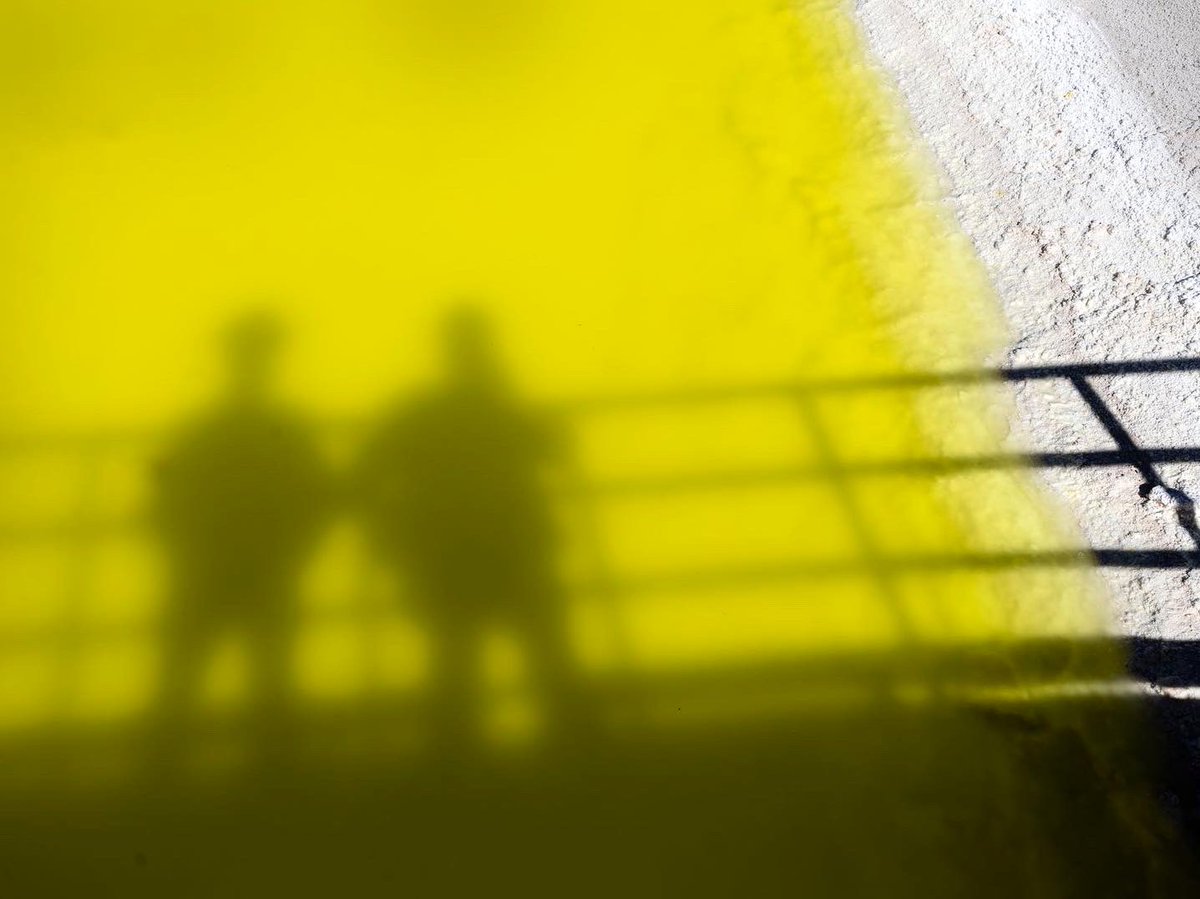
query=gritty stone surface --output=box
[855,0,1200,642]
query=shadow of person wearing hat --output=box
[149,310,334,778]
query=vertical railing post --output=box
[565,454,633,696]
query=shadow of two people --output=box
[150,306,586,772]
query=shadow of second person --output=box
[356,304,592,762]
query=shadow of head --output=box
[441,302,509,390]
[221,308,287,403]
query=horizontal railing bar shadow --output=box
[579,449,1200,494]
[0,547,1190,638]
[563,356,1200,411]
[594,551,1200,592]
[0,533,1194,578]
[3,444,1200,542]
[0,636,1185,748]
[6,356,1200,454]
[599,635,1177,698]
[0,551,1191,654]
[563,550,1191,593]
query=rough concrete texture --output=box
[856,0,1200,643]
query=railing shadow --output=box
[4,358,1200,722]
[4,356,1200,892]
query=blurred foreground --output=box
[4,695,1196,897]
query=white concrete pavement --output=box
[856,0,1200,642]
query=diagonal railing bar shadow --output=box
[1068,374,1163,492]
[1065,370,1200,554]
